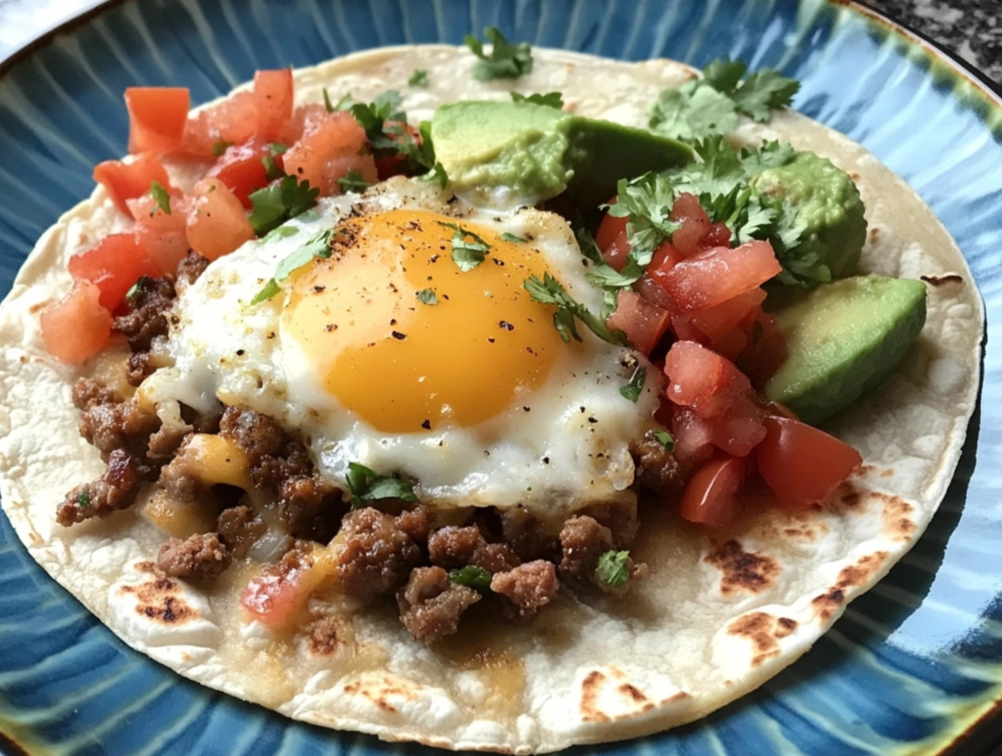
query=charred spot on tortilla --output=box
[921,273,966,287]
[704,540,781,595]
[812,588,847,622]
[728,612,799,667]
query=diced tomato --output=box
[252,69,294,142]
[126,192,188,233]
[183,92,259,157]
[679,455,747,528]
[241,569,306,628]
[652,240,781,314]
[281,110,367,195]
[634,241,684,309]
[606,289,671,356]
[67,232,161,311]
[135,226,189,275]
[124,87,190,154]
[185,178,254,260]
[671,406,715,465]
[595,206,630,272]
[663,340,754,418]
[706,221,731,247]
[39,281,113,364]
[374,121,421,180]
[706,395,767,456]
[737,310,788,389]
[93,154,173,215]
[689,288,767,343]
[755,415,862,506]
[208,139,278,207]
[278,103,329,145]
[668,192,711,257]
[326,152,379,195]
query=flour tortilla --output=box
[0,46,984,753]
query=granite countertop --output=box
[0,0,1000,88]
[866,0,1002,86]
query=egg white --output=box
[141,177,662,519]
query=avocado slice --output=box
[430,100,692,209]
[763,274,927,424]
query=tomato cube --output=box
[606,289,672,356]
[208,139,278,207]
[668,192,711,257]
[663,340,754,418]
[125,87,190,154]
[40,280,113,364]
[282,110,367,195]
[93,154,173,215]
[183,92,259,157]
[67,232,161,311]
[185,178,254,260]
[252,69,294,143]
[679,455,747,528]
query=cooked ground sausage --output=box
[217,505,266,558]
[558,515,614,583]
[500,506,560,562]
[579,499,640,549]
[175,251,210,289]
[79,396,161,461]
[71,378,119,411]
[631,429,685,499]
[428,525,520,573]
[335,507,429,600]
[56,450,147,526]
[491,560,560,617]
[397,566,481,643]
[156,532,230,578]
[279,473,344,542]
[113,275,176,353]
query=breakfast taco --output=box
[0,39,983,754]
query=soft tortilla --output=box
[0,46,984,753]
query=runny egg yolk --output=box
[282,209,574,433]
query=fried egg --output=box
[142,177,662,517]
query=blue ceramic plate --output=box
[1,1,1000,754]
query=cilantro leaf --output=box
[510,91,564,109]
[347,95,436,176]
[149,181,171,216]
[212,139,233,157]
[337,169,371,194]
[248,175,320,236]
[77,489,91,509]
[649,57,799,141]
[448,565,493,592]
[654,429,675,451]
[345,462,417,505]
[524,273,624,346]
[619,365,645,403]
[251,230,333,304]
[409,69,429,87]
[595,550,630,589]
[501,231,527,243]
[416,288,439,305]
[323,87,335,113]
[604,172,681,254]
[125,275,151,302]
[437,221,490,271]
[421,161,449,189]
[464,26,533,81]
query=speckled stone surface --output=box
[866,0,1002,86]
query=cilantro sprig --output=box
[149,181,171,216]
[511,91,563,109]
[345,462,417,506]
[619,366,646,403]
[595,550,631,589]
[437,221,490,271]
[251,230,333,304]
[416,288,439,306]
[248,174,320,237]
[409,69,429,87]
[464,26,533,81]
[337,170,371,194]
[649,57,799,141]
[346,90,438,176]
[524,273,624,346]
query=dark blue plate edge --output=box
[1,1,1001,755]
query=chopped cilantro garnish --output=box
[125,276,151,302]
[322,87,336,113]
[649,57,799,141]
[211,139,233,157]
[421,160,449,189]
[337,170,371,194]
[604,172,681,254]
[247,175,320,237]
[437,221,490,271]
[262,225,301,243]
[595,550,630,589]
[149,181,171,216]
[510,91,563,109]
[345,462,417,506]
[619,366,645,403]
[448,565,493,592]
[346,93,436,175]
[464,26,533,81]
[251,230,332,304]
[409,69,429,87]
[77,490,91,509]
[416,288,439,305]
[501,231,527,243]
[654,429,675,451]
[524,273,624,346]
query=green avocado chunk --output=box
[752,151,867,287]
[430,100,692,209]
[763,274,927,425]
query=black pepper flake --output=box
[522,406,531,412]
[588,416,598,424]
[526,347,537,355]
[421,419,431,430]
[236,349,245,356]
[325,323,337,332]
[579,406,586,413]
[542,456,550,464]
[429,254,440,263]
[390,318,397,326]
[267,332,276,339]
[389,283,399,293]
[487,337,496,344]
[443,294,450,301]
[493,258,505,266]
[313,284,326,293]
[391,331,407,340]
[484,450,491,457]
[499,320,515,331]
